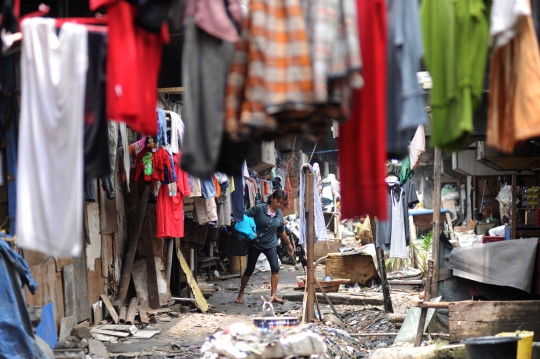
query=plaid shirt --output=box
[225,0,315,140]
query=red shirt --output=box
[339,0,388,220]
[90,0,169,136]
[156,153,192,238]
[135,147,172,183]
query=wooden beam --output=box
[449,300,540,342]
[100,295,119,324]
[431,147,442,297]
[415,259,434,347]
[143,237,160,309]
[175,238,209,312]
[303,171,315,323]
[116,184,150,304]
[157,87,184,94]
[138,308,149,325]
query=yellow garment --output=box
[487,0,540,153]
[356,216,373,244]
[229,176,235,192]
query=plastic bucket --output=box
[462,336,519,359]
[497,331,534,359]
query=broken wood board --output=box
[92,301,103,324]
[88,339,109,358]
[94,325,138,335]
[90,329,130,338]
[175,238,209,312]
[449,300,540,342]
[63,264,77,319]
[59,316,77,341]
[55,257,73,272]
[325,252,378,285]
[100,184,118,235]
[100,295,119,324]
[90,332,117,343]
[138,308,149,324]
[133,257,171,307]
[132,330,160,339]
[146,308,171,316]
[73,244,91,322]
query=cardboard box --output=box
[252,141,276,173]
[526,210,538,226]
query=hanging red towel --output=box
[339,0,388,220]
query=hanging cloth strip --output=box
[299,164,328,246]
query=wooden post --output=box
[415,259,434,347]
[166,238,174,284]
[373,218,393,313]
[512,172,517,240]
[116,184,150,304]
[431,147,442,297]
[144,233,160,309]
[175,238,209,312]
[303,170,316,323]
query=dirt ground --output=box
[102,264,420,358]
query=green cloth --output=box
[400,156,414,186]
[421,0,489,152]
[245,203,285,250]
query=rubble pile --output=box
[201,322,326,359]
[310,325,368,359]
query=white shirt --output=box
[17,18,88,257]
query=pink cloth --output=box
[184,0,243,42]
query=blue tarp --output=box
[0,239,47,359]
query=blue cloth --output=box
[235,214,257,240]
[0,239,47,358]
[504,225,511,241]
[36,302,56,350]
[231,176,244,222]
[161,151,177,185]
[156,108,168,146]
[201,178,216,199]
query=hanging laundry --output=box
[200,178,217,199]
[389,186,408,259]
[376,181,419,256]
[169,111,184,154]
[134,146,174,183]
[156,108,168,147]
[300,0,363,129]
[409,124,426,170]
[299,164,328,245]
[90,0,169,136]
[339,0,388,220]
[181,0,241,178]
[487,0,540,153]
[217,184,232,227]
[386,0,428,159]
[231,175,245,222]
[194,198,218,225]
[187,175,202,197]
[156,152,191,238]
[225,0,315,140]
[422,0,489,152]
[17,18,88,257]
[108,121,130,191]
[84,31,110,181]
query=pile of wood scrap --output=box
[89,324,160,343]
[199,283,215,298]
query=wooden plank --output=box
[445,213,455,241]
[117,184,150,304]
[157,87,184,94]
[27,258,60,328]
[431,147,442,298]
[118,305,127,324]
[101,234,114,278]
[449,300,540,342]
[88,339,109,358]
[132,330,160,339]
[100,183,118,235]
[146,308,171,316]
[143,234,160,309]
[126,298,138,324]
[305,172,315,323]
[55,258,73,272]
[415,260,434,347]
[175,238,209,312]
[100,295,119,324]
[93,301,103,324]
[90,329,130,338]
[95,325,137,335]
[59,316,77,341]
[138,308,149,324]
[132,258,171,308]
[73,252,91,322]
[55,271,65,322]
[63,263,77,319]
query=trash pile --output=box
[310,325,369,358]
[201,322,326,358]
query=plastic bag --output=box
[496,185,519,219]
